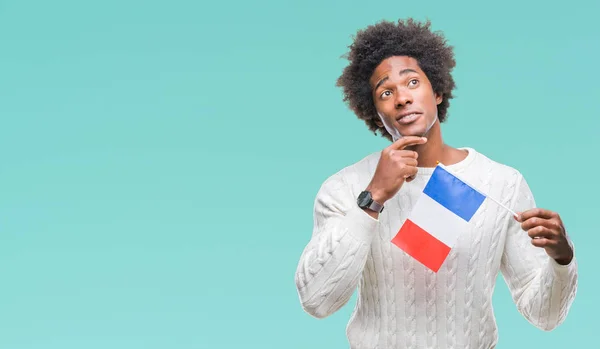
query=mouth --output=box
[396,112,422,125]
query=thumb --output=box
[513,212,522,222]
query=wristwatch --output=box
[357,191,384,213]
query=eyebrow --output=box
[374,68,419,91]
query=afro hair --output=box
[336,18,457,142]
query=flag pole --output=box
[435,161,518,218]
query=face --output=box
[369,56,442,139]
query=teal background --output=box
[0,0,596,348]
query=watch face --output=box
[357,191,371,206]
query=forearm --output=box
[295,206,377,319]
[504,252,578,331]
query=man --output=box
[294,19,577,348]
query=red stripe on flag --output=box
[391,219,451,272]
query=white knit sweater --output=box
[295,147,578,349]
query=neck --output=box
[408,120,461,168]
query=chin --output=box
[397,117,436,137]
[398,125,428,137]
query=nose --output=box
[395,88,412,108]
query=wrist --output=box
[554,256,572,265]
[554,248,574,265]
[357,188,385,215]
[364,185,388,204]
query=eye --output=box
[380,90,392,99]
[408,79,419,87]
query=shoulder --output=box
[469,148,522,175]
[467,149,540,212]
[463,147,526,187]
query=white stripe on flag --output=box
[409,193,469,248]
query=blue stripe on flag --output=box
[422,166,485,222]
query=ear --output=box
[435,93,443,105]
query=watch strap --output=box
[367,198,384,213]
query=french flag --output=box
[391,164,486,272]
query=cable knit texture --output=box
[295,147,578,349]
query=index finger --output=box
[388,136,428,150]
[517,208,558,222]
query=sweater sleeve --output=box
[294,173,379,319]
[499,173,578,331]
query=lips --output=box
[396,112,422,124]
